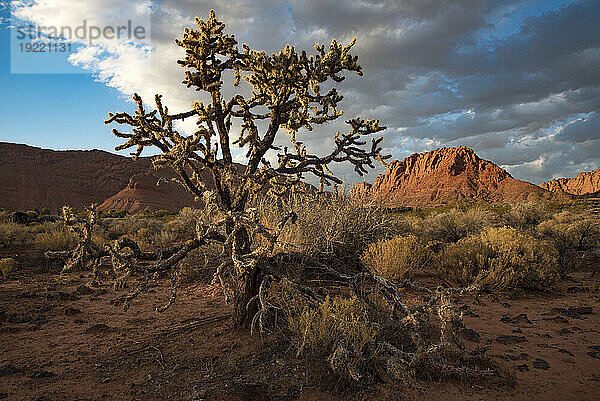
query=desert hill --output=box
[353,146,555,207]
[0,142,153,211]
[539,168,600,196]
[98,170,206,213]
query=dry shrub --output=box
[504,202,551,230]
[437,236,495,287]
[35,228,77,252]
[282,293,378,357]
[417,207,496,243]
[0,222,31,247]
[436,227,559,291]
[477,227,560,291]
[270,196,408,272]
[361,234,431,281]
[537,211,600,270]
[0,258,15,279]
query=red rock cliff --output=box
[353,146,553,206]
[539,169,600,195]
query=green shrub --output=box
[361,234,431,281]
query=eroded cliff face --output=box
[353,146,553,206]
[0,142,152,211]
[540,169,600,196]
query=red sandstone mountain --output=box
[0,142,152,211]
[353,146,554,207]
[539,169,600,196]
[98,170,204,213]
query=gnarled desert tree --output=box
[105,11,387,326]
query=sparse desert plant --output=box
[477,226,559,291]
[418,207,496,243]
[504,202,551,230]
[361,234,431,281]
[0,222,31,247]
[0,258,15,279]
[537,211,600,270]
[437,235,495,287]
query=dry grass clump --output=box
[265,196,408,272]
[361,234,431,281]
[0,222,31,247]
[503,202,552,230]
[415,207,497,243]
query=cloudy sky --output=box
[1,0,599,186]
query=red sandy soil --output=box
[1,269,600,401]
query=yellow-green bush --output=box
[270,280,378,357]
[437,236,495,287]
[477,227,559,291]
[361,234,431,281]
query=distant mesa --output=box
[0,142,205,213]
[352,146,559,207]
[0,142,152,212]
[539,169,600,196]
[0,142,578,213]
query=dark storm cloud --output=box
[17,0,597,184]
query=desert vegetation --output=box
[2,10,600,400]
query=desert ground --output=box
[1,258,599,400]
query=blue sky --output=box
[0,5,130,151]
[0,0,599,184]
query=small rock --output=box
[558,328,572,335]
[513,314,532,324]
[512,328,523,333]
[0,393,7,399]
[64,307,81,316]
[496,335,527,345]
[502,302,511,308]
[0,365,17,376]
[74,285,94,296]
[569,306,593,315]
[516,364,529,372]
[537,333,552,338]
[589,345,600,352]
[543,315,569,324]
[500,315,514,323]
[533,358,550,370]
[85,324,110,333]
[558,348,574,357]
[460,328,480,342]
[30,371,58,379]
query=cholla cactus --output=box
[105,10,388,326]
[45,205,104,279]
